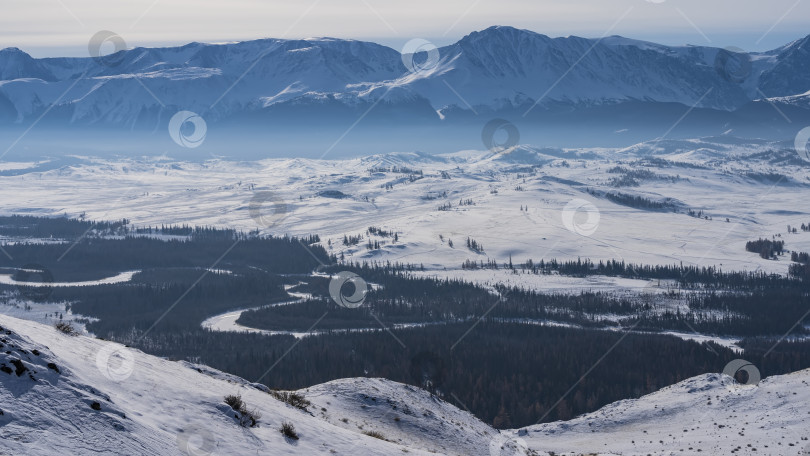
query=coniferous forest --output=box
[1,216,810,428]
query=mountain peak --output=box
[0,47,54,81]
[0,47,28,56]
[757,33,810,97]
[789,34,810,51]
[462,25,546,42]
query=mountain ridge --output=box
[1,26,809,157]
[1,26,809,121]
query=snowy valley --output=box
[1,14,810,455]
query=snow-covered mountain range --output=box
[1,26,809,157]
[2,314,809,455]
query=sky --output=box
[2,0,808,57]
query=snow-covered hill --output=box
[0,315,490,455]
[2,314,809,455]
[519,370,810,455]
[1,137,807,278]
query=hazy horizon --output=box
[5,30,810,60]
[3,0,809,57]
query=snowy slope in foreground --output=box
[518,371,810,456]
[2,314,810,456]
[0,315,491,455]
